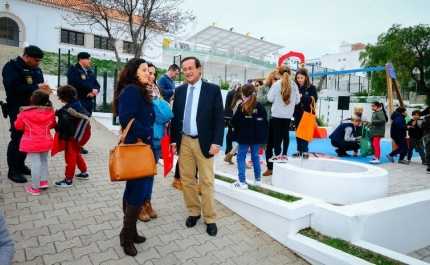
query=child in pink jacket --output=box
[14,90,56,195]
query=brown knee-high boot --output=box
[120,205,146,256]
[120,200,146,245]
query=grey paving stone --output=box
[38,230,66,246]
[25,242,56,260]
[155,241,182,257]
[72,241,101,259]
[183,253,221,265]
[43,248,74,264]
[174,235,201,251]
[54,237,84,252]
[211,246,240,262]
[150,252,181,265]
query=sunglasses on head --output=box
[274,77,280,80]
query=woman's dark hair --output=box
[231,86,243,110]
[57,85,78,103]
[30,89,52,107]
[241,84,257,116]
[112,58,151,116]
[295,67,312,88]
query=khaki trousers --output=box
[179,134,216,223]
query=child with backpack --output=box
[52,85,91,187]
[14,90,56,195]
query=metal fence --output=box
[56,49,374,115]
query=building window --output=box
[343,58,346,61]
[94,36,114,51]
[61,29,84,46]
[123,41,134,54]
[338,59,341,62]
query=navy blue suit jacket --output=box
[171,81,224,158]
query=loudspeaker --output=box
[338,96,350,110]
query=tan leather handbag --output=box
[109,118,157,181]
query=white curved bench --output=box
[272,158,388,205]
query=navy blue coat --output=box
[231,102,269,145]
[2,56,44,108]
[329,122,356,142]
[67,63,100,102]
[171,81,224,158]
[390,111,407,139]
[294,84,318,117]
[118,85,155,146]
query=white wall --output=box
[311,190,430,254]
[321,50,364,77]
[0,1,163,63]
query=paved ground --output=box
[0,89,308,264]
[1,86,430,264]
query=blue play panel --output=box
[221,129,419,165]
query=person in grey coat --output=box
[0,207,14,265]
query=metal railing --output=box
[164,45,277,68]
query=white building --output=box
[321,41,367,76]
[0,0,164,62]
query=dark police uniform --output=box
[2,56,44,179]
[66,63,100,117]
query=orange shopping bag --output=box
[295,97,316,143]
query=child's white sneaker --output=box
[369,157,380,164]
[230,181,248,190]
[254,179,262,187]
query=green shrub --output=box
[219,79,230,90]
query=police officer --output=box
[2,45,50,183]
[67,52,100,154]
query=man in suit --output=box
[171,56,224,236]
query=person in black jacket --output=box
[387,107,408,164]
[224,80,241,154]
[2,45,50,183]
[67,52,100,154]
[407,110,426,164]
[230,84,269,189]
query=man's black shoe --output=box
[8,170,27,183]
[185,215,201,228]
[206,223,217,236]
[80,147,88,154]
[18,165,31,175]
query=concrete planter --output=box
[213,172,322,246]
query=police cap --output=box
[77,52,91,60]
[24,45,44,59]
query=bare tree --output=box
[63,0,193,69]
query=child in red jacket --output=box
[52,85,91,188]
[14,90,56,195]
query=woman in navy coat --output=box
[112,58,155,256]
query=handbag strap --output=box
[309,97,316,114]
[120,118,135,142]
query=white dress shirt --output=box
[183,79,202,135]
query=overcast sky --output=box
[179,0,430,60]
